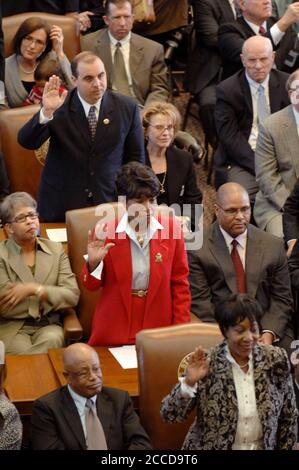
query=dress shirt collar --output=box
[219,226,247,250]
[108,31,131,47]
[292,106,299,128]
[116,212,163,246]
[243,18,267,35]
[245,72,270,92]
[77,91,102,118]
[225,344,253,371]
[67,385,97,412]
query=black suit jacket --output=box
[187,0,235,94]
[283,177,299,242]
[31,385,152,450]
[18,89,145,221]
[219,16,298,79]
[146,144,202,231]
[214,68,289,184]
[188,222,294,342]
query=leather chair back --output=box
[0,106,42,199]
[135,322,222,449]
[3,12,80,60]
[66,203,124,339]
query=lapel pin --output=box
[155,252,163,263]
[103,118,110,125]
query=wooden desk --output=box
[4,354,60,416]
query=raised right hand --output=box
[185,346,209,386]
[87,225,115,272]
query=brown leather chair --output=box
[66,203,124,339]
[66,203,181,339]
[3,13,80,61]
[0,106,42,199]
[135,322,222,449]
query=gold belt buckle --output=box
[133,289,147,297]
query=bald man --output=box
[214,36,289,198]
[188,183,294,354]
[31,343,152,450]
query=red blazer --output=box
[81,216,191,345]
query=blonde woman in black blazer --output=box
[142,101,202,232]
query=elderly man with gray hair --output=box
[214,35,290,202]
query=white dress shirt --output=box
[244,18,285,45]
[67,385,97,438]
[292,105,299,137]
[245,73,270,151]
[219,226,247,269]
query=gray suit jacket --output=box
[0,237,80,348]
[188,222,293,340]
[5,52,72,108]
[80,28,169,106]
[254,105,299,230]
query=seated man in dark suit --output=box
[214,35,289,199]
[188,182,294,354]
[31,342,152,450]
[219,0,299,79]
[18,51,145,222]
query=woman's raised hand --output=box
[185,346,209,386]
[87,224,115,272]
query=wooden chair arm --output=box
[62,308,83,342]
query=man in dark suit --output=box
[18,51,145,222]
[188,182,294,353]
[187,0,236,148]
[214,35,289,198]
[80,0,169,107]
[219,0,299,79]
[31,343,152,450]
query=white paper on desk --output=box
[108,345,137,369]
[46,228,67,242]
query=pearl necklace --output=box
[238,361,249,369]
[17,58,37,74]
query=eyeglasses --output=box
[22,35,46,48]
[216,204,251,216]
[149,124,175,132]
[10,211,39,224]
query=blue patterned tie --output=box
[88,105,97,140]
[257,84,270,126]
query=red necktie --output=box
[231,240,246,293]
[259,25,266,36]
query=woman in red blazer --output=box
[81,162,191,346]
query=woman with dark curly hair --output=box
[161,293,298,450]
[81,161,191,346]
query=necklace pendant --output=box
[160,187,165,194]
